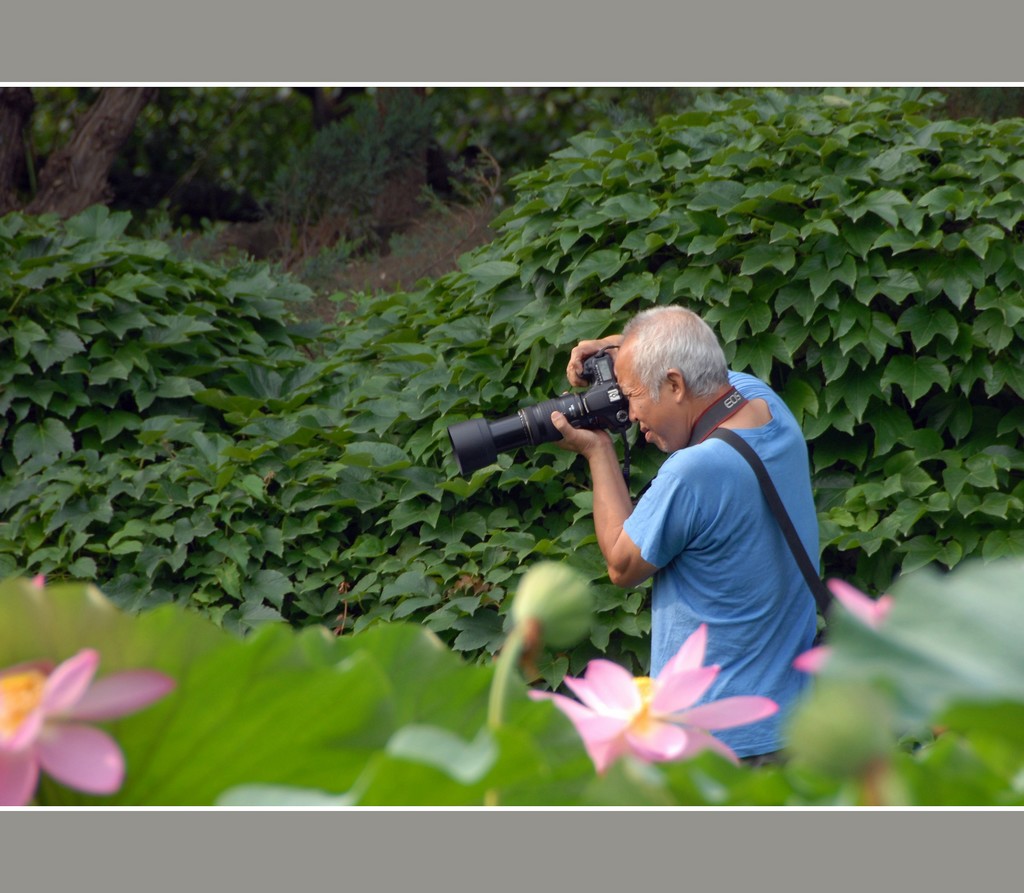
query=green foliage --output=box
[782,558,1024,806]
[0,205,615,673]
[0,206,333,631]
[6,555,1022,806]
[4,87,1024,686]
[814,560,1024,728]
[428,86,1024,596]
[300,87,1024,668]
[313,284,652,679]
[0,576,574,806]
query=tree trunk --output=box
[26,87,157,218]
[0,87,35,214]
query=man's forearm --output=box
[585,439,654,587]
[587,439,632,555]
[549,406,655,587]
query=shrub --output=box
[0,207,336,630]
[265,89,438,264]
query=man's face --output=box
[615,341,688,454]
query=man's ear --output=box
[666,369,687,403]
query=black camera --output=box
[447,350,633,476]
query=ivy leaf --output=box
[880,356,951,405]
[155,376,202,398]
[739,243,796,275]
[12,418,74,466]
[898,536,964,575]
[89,357,133,386]
[826,374,882,423]
[241,570,294,610]
[605,272,660,311]
[982,529,1024,560]
[871,405,915,455]
[955,224,1005,260]
[968,493,1024,520]
[451,611,505,652]
[32,330,86,372]
[897,305,960,350]
[876,269,919,303]
[67,557,98,578]
[12,318,48,359]
[975,288,1024,327]
[986,357,1024,398]
[871,229,942,254]
[842,217,889,258]
[781,376,819,423]
[565,249,626,296]
[64,205,132,242]
[464,261,519,290]
[730,331,784,381]
[600,193,659,223]
[77,409,140,443]
[689,179,746,214]
[847,189,911,227]
[342,442,412,472]
[917,185,965,213]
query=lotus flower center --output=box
[634,676,655,704]
[0,669,46,739]
[631,675,658,731]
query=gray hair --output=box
[622,306,729,401]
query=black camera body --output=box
[447,350,632,476]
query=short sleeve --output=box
[623,465,703,569]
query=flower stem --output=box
[484,624,527,806]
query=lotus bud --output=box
[785,680,894,778]
[511,562,593,649]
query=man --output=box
[551,305,818,759]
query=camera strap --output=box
[630,387,750,500]
[707,428,832,618]
[686,387,749,448]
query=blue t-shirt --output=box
[623,371,818,757]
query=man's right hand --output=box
[566,334,624,387]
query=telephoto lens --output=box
[447,393,584,476]
[447,351,631,476]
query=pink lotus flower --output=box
[528,624,778,773]
[0,648,175,806]
[793,579,894,673]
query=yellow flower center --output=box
[634,676,655,705]
[631,676,657,732]
[0,669,46,739]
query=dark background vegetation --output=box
[6,86,1024,300]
